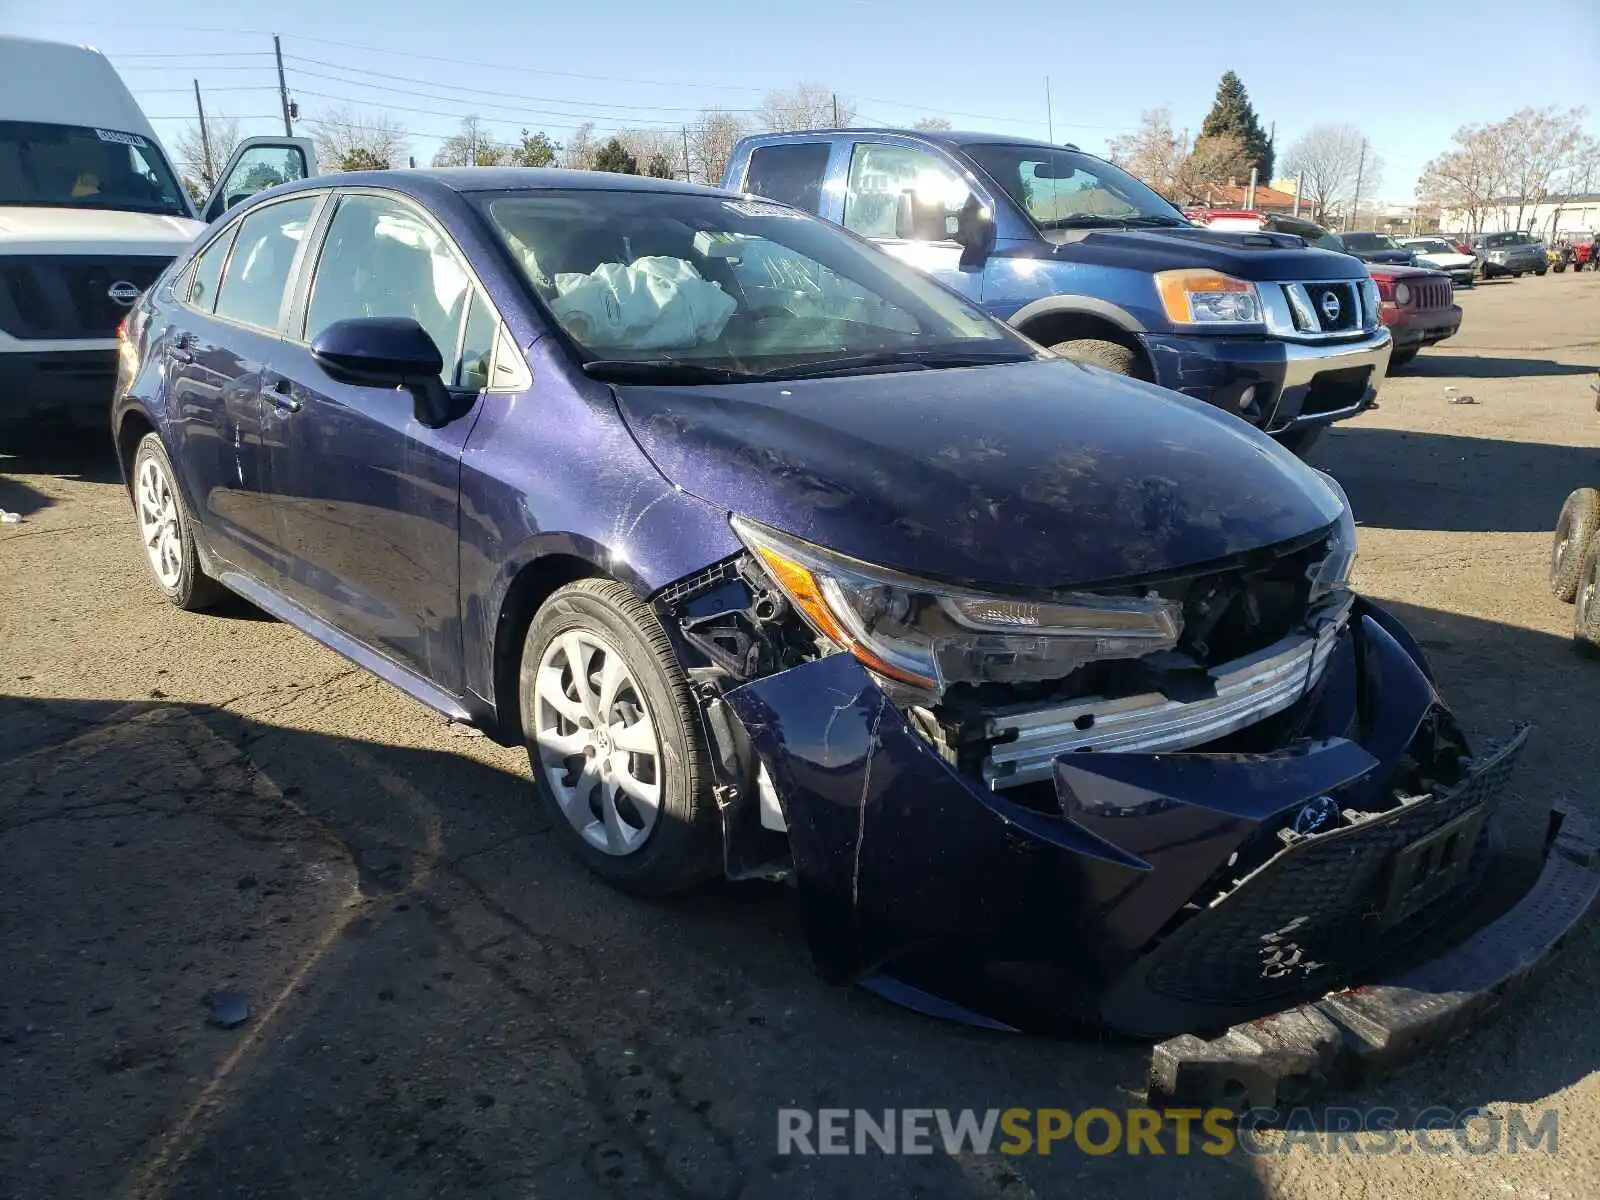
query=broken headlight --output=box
[1307,469,1357,601]
[731,516,1182,695]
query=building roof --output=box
[1190,182,1300,209]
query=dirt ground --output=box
[3,272,1599,1200]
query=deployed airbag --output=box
[550,256,736,350]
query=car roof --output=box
[741,128,1082,153]
[267,167,736,201]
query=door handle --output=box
[168,332,196,364]
[263,375,301,414]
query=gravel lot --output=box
[3,273,1598,1200]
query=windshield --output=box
[1309,231,1345,252]
[479,189,1030,382]
[1409,239,1452,253]
[1484,231,1533,247]
[0,121,189,217]
[957,144,1187,236]
[1340,232,1400,251]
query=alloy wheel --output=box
[136,454,183,590]
[533,630,661,856]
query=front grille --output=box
[1137,729,1525,1009]
[1407,277,1453,312]
[1301,366,1371,416]
[0,256,171,339]
[1278,280,1363,336]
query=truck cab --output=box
[0,36,314,428]
[723,130,1393,454]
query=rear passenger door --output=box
[264,191,519,692]
[837,139,984,302]
[164,192,325,582]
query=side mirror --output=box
[310,317,454,428]
[952,195,995,270]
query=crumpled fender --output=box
[724,597,1446,1034]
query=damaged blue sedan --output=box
[114,170,1597,1099]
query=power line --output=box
[289,88,670,134]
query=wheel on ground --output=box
[1388,345,1420,370]
[1551,487,1600,602]
[131,432,227,611]
[519,578,721,896]
[1048,338,1150,380]
[1273,426,1324,457]
[1536,267,1548,276]
[1574,539,1600,657]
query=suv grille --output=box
[1407,277,1453,312]
[0,256,171,340]
[1282,280,1361,334]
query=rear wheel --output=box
[131,433,227,611]
[1048,338,1150,381]
[1573,539,1600,657]
[1551,487,1600,602]
[519,578,721,896]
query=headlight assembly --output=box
[1308,470,1357,601]
[1154,269,1263,326]
[732,516,1182,696]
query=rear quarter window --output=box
[743,143,832,214]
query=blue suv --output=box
[724,130,1392,454]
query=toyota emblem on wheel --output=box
[1319,290,1342,323]
[107,281,141,307]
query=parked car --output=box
[1469,231,1547,278]
[1368,264,1462,367]
[1330,231,1417,266]
[0,36,315,429]
[722,130,1393,456]
[114,170,1592,1085]
[1399,236,1478,285]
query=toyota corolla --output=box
[112,170,1595,1101]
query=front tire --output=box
[130,433,227,611]
[1551,488,1600,602]
[519,578,721,896]
[1048,338,1150,380]
[1574,539,1600,657]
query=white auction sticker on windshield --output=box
[723,200,804,219]
[94,128,149,148]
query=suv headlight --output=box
[1154,269,1262,326]
[732,517,1182,695]
[1308,470,1357,600]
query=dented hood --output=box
[614,358,1342,590]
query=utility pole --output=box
[192,79,215,186]
[1349,139,1367,232]
[1045,77,1054,145]
[1292,169,1304,218]
[681,125,691,183]
[831,93,839,129]
[273,35,293,135]
[1246,167,1257,211]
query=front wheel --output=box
[1048,338,1151,381]
[1574,539,1600,658]
[1536,267,1548,276]
[130,433,227,611]
[1552,488,1600,602]
[519,578,721,896]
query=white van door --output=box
[201,136,319,223]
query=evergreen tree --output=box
[593,138,639,174]
[1199,71,1274,181]
[645,152,675,178]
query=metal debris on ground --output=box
[0,510,20,524]
[1443,387,1478,404]
[204,989,250,1029]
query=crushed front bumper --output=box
[724,597,1591,1048]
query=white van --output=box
[0,36,315,424]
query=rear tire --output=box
[130,433,228,612]
[1573,539,1600,657]
[519,578,721,896]
[1551,487,1600,602]
[1049,338,1150,381]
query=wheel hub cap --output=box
[136,456,183,589]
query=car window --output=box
[217,144,309,209]
[187,227,236,313]
[960,143,1184,233]
[305,194,472,385]
[212,195,318,331]
[743,143,832,214]
[456,289,498,390]
[843,143,970,241]
[0,120,189,218]
[1484,232,1531,247]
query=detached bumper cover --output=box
[1149,802,1600,1110]
[725,598,1574,1042]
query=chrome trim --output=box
[1278,328,1392,390]
[1262,278,1378,341]
[981,622,1345,790]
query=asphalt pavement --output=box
[3,272,1599,1199]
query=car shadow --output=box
[1,428,120,519]
[1313,426,1599,534]
[1395,354,1596,379]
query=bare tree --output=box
[431,116,508,167]
[616,128,679,175]
[1499,106,1588,231]
[760,83,854,132]
[563,123,598,171]
[1172,134,1252,204]
[1107,107,1185,196]
[1281,124,1373,221]
[308,105,409,172]
[912,117,952,132]
[1418,122,1510,234]
[688,109,750,185]
[171,115,241,199]
[1547,134,1600,237]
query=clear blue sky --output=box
[12,3,1599,198]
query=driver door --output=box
[200,136,319,224]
